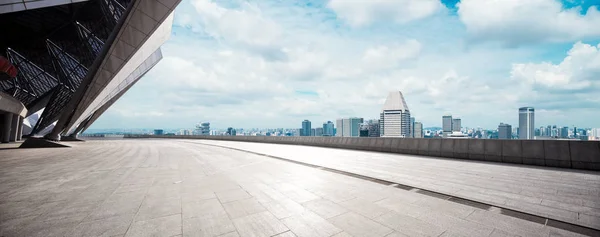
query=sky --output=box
[89,0,600,130]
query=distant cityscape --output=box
[84,91,600,141]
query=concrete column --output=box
[2,113,13,143]
[9,114,18,142]
[17,116,23,141]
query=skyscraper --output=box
[442,115,453,136]
[341,117,363,137]
[323,121,334,136]
[560,126,569,138]
[452,118,461,132]
[367,119,380,137]
[380,91,411,137]
[359,123,369,137]
[498,123,512,139]
[301,120,311,136]
[410,117,415,138]
[335,119,343,137]
[414,122,423,138]
[518,107,535,140]
[196,122,210,135]
[315,127,324,136]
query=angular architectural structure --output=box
[380,91,411,137]
[0,0,181,141]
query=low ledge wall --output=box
[124,135,600,171]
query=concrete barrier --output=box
[544,140,571,168]
[484,139,502,162]
[390,138,402,153]
[569,141,600,171]
[468,139,485,161]
[406,138,419,155]
[383,138,393,153]
[440,139,454,158]
[453,139,469,159]
[130,135,599,171]
[427,138,442,157]
[521,140,545,166]
[417,139,429,155]
[502,140,522,164]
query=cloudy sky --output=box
[90,0,600,130]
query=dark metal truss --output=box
[1,0,132,135]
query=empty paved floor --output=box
[192,140,600,230]
[0,139,598,237]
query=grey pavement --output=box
[192,139,600,230]
[0,139,597,237]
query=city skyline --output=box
[86,0,600,130]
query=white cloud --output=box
[362,39,422,70]
[328,0,443,27]
[458,0,600,45]
[511,42,600,89]
[510,42,600,110]
[91,0,600,130]
[188,0,284,59]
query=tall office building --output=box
[341,117,363,137]
[518,107,535,140]
[323,121,334,136]
[498,123,512,139]
[410,117,415,138]
[335,119,343,137]
[301,120,311,136]
[315,127,324,136]
[414,122,423,138]
[195,122,210,135]
[367,119,380,137]
[452,118,461,132]
[442,115,453,136]
[359,123,369,137]
[380,91,411,137]
[560,126,569,138]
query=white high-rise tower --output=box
[380,91,411,137]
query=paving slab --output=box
[195,139,600,230]
[1,139,598,236]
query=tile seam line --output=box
[182,140,600,234]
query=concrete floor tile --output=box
[223,198,267,219]
[86,199,143,222]
[262,198,305,219]
[232,211,289,237]
[339,197,391,219]
[2,139,597,236]
[302,198,348,219]
[68,214,134,237]
[182,198,226,220]
[281,211,342,237]
[329,212,393,237]
[374,212,445,237]
[331,231,353,237]
[272,230,297,237]
[135,196,181,221]
[465,210,549,237]
[183,215,236,237]
[216,189,252,204]
[125,214,181,237]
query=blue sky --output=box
[90,0,600,130]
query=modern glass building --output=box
[498,123,512,139]
[301,119,311,136]
[323,121,334,136]
[442,115,453,135]
[0,0,181,142]
[518,107,535,140]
